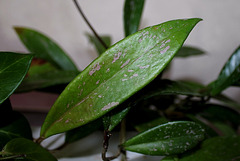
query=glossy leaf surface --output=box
[209,46,240,96]
[41,18,201,138]
[0,52,33,104]
[176,46,205,57]
[122,121,205,156]
[86,33,111,55]
[178,136,240,161]
[124,0,145,36]
[0,112,32,149]
[1,138,57,161]
[14,27,78,71]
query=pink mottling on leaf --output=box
[89,63,101,76]
[121,59,130,68]
[102,102,119,111]
[112,52,122,63]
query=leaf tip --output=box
[13,27,24,35]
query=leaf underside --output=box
[40,18,202,138]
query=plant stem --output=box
[35,136,45,144]
[120,119,127,161]
[73,0,108,49]
[102,130,120,161]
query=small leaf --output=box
[209,46,240,96]
[86,33,111,55]
[14,27,78,71]
[122,121,205,156]
[178,136,240,161]
[40,18,202,138]
[103,106,131,131]
[0,52,33,104]
[124,0,145,36]
[176,46,205,57]
[1,138,57,161]
[0,112,32,149]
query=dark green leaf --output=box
[209,46,240,96]
[40,18,201,138]
[212,122,236,136]
[86,33,111,55]
[65,118,102,144]
[14,27,78,71]
[213,94,240,110]
[201,104,240,126]
[1,138,57,161]
[124,0,145,36]
[0,52,33,104]
[176,46,205,57]
[178,136,240,161]
[144,79,205,99]
[17,70,79,92]
[122,121,205,156]
[233,81,240,86]
[0,112,32,149]
[186,114,218,138]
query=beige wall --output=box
[1,0,240,110]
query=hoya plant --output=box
[0,0,240,161]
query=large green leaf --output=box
[40,18,201,138]
[122,121,205,156]
[124,0,145,36]
[0,52,33,104]
[0,112,32,149]
[14,27,78,71]
[209,46,240,96]
[0,138,57,161]
[178,136,240,161]
[86,33,111,55]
